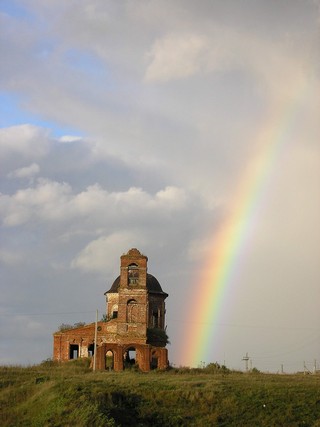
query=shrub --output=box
[147,328,170,346]
[57,322,86,332]
[204,362,230,374]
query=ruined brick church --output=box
[53,248,169,371]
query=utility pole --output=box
[242,353,250,372]
[93,309,98,372]
[303,361,311,375]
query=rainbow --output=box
[182,75,311,368]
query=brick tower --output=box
[53,248,169,371]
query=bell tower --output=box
[54,248,169,371]
[116,248,149,340]
[119,248,148,290]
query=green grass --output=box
[1,359,320,426]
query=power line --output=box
[168,318,320,331]
[0,310,98,317]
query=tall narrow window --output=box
[127,299,138,323]
[69,344,79,359]
[112,305,118,319]
[152,310,159,328]
[128,264,139,285]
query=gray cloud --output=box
[7,162,40,179]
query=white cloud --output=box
[58,135,83,143]
[0,179,189,228]
[7,162,40,179]
[144,25,309,108]
[145,33,208,82]
[71,231,145,274]
[0,179,72,226]
[0,125,50,159]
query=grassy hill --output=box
[1,359,320,426]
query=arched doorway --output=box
[124,346,138,369]
[150,349,159,370]
[106,350,114,371]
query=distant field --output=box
[1,359,320,426]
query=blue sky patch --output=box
[0,92,84,138]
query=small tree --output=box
[73,322,86,329]
[58,323,73,331]
[147,328,170,346]
[57,322,86,332]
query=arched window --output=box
[150,305,160,328]
[127,299,138,323]
[128,264,139,285]
[152,309,159,328]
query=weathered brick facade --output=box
[53,248,169,371]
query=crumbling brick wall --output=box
[53,248,169,371]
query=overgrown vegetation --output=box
[1,359,320,426]
[147,328,170,346]
[57,322,86,332]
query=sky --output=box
[0,0,319,373]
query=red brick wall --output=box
[52,249,169,371]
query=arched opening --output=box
[128,263,139,285]
[127,299,138,323]
[105,350,114,371]
[88,343,95,357]
[150,350,159,370]
[152,307,159,328]
[124,346,137,369]
[69,344,79,359]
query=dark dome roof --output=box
[106,273,167,295]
